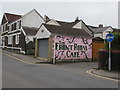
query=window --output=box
[2,36,5,42]
[4,25,6,32]
[7,25,9,30]
[41,29,44,33]
[12,24,14,31]
[17,21,19,29]
[2,36,5,46]
[15,34,19,44]
[19,20,21,29]
[14,23,16,30]
[5,24,7,31]
[1,26,3,33]
[9,25,11,32]
[8,36,13,44]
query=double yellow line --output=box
[86,69,120,82]
[1,52,34,64]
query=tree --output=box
[105,32,120,50]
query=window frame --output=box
[15,34,19,44]
[8,35,13,44]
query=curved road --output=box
[2,53,118,88]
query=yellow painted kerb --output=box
[86,69,120,82]
[1,52,34,64]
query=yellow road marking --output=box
[86,69,119,82]
[1,52,119,81]
[1,52,34,64]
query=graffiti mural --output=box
[53,35,92,60]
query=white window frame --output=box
[8,36,13,44]
[15,34,19,44]
[9,25,11,32]
[2,36,5,43]
[16,21,19,29]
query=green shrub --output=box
[26,41,35,55]
[105,33,120,50]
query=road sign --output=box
[105,33,114,71]
[106,33,114,42]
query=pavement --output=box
[2,50,49,64]
[91,69,119,80]
[2,49,119,81]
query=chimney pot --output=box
[99,24,103,28]
[75,17,79,22]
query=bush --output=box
[105,33,120,50]
[26,41,35,55]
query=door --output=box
[38,39,48,58]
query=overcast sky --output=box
[0,1,118,28]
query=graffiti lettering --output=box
[74,44,87,50]
[55,43,87,51]
[66,51,80,58]
[55,42,73,50]
[53,35,92,60]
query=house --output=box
[112,28,120,33]
[0,9,45,54]
[34,18,93,63]
[89,24,119,60]
[89,24,114,39]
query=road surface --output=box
[2,53,118,88]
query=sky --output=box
[0,0,119,28]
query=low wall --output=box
[99,49,120,71]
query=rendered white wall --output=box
[72,21,92,35]
[94,33,102,38]
[46,19,60,26]
[21,10,45,28]
[35,25,51,39]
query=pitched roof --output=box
[91,26,112,34]
[22,26,38,36]
[88,25,98,31]
[5,13,21,23]
[44,24,92,38]
[56,20,80,28]
[113,28,120,33]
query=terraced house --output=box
[0,9,45,54]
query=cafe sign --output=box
[53,35,92,60]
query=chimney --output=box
[44,15,50,22]
[99,24,103,28]
[75,17,79,22]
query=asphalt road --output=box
[2,53,118,88]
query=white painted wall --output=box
[35,25,51,39]
[21,9,45,28]
[94,33,102,38]
[72,20,82,29]
[102,31,109,39]
[72,20,92,35]
[102,27,113,39]
[46,19,60,26]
